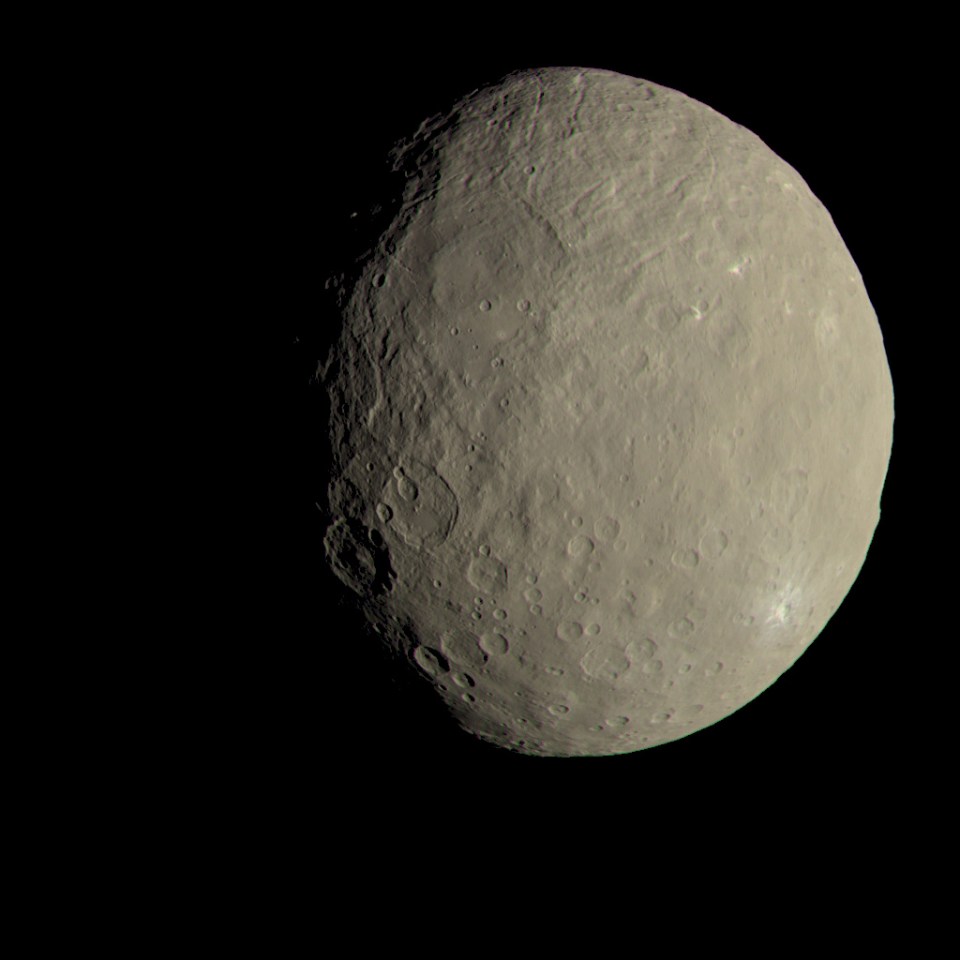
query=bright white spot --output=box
[770,602,791,624]
[765,583,802,628]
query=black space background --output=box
[251,38,933,842]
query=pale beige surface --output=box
[322,67,894,756]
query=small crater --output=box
[672,548,700,570]
[770,469,810,521]
[630,637,658,659]
[567,535,595,557]
[548,704,570,716]
[594,516,621,541]
[669,617,696,638]
[452,672,476,689]
[413,646,449,678]
[479,299,492,312]
[517,299,531,313]
[705,662,724,676]
[375,503,393,524]
[699,529,729,560]
[607,716,629,726]
[585,623,601,636]
[557,621,584,642]
[441,630,487,671]
[760,526,794,561]
[581,643,631,682]
[395,473,418,502]
[647,303,682,333]
[467,554,508,594]
[523,587,543,603]
[478,632,509,657]
[323,517,395,598]
[380,461,458,549]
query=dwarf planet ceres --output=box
[320,67,894,756]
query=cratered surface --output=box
[320,67,894,757]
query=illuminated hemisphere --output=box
[321,67,893,757]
